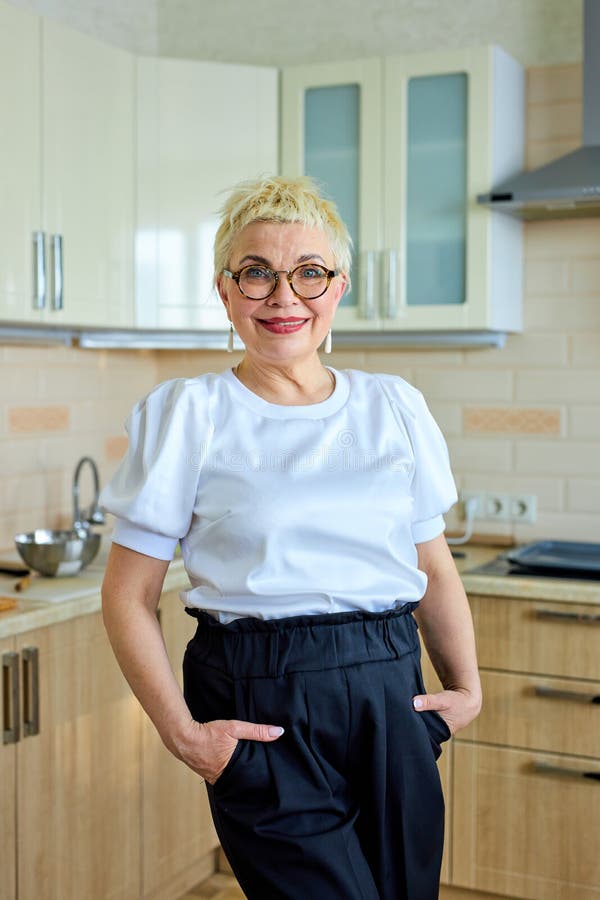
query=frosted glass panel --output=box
[305,85,359,308]
[406,73,467,306]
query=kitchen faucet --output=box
[72,456,105,532]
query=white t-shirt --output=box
[100,367,457,623]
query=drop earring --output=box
[227,323,234,353]
[324,329,332,354]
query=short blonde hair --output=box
[214,175,352,287]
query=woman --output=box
[101,175,482,900]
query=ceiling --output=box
[9,0,582,67]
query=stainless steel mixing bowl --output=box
[15,528,101,577]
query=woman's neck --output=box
[233,356,335,406]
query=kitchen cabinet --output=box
[142,590,219,899]
[1,636,18,900]
[0,0,134,328]
[453,595,600,899]
[1,613,141,900]
[136,57,278,333]
[0,0,42,324]
[281,47,524,335]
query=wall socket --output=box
[461,491,537,524]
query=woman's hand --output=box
[412,687,482,735]
[173,718,285,785]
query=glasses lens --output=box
[291,264,329,299]
[239,266,276,299]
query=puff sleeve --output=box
[99,379,206,560]
[379,375,458,544]
[405,389,458,543]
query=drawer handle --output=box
[2,652,20,745]
[533,761,600,782]
[535,608,600,624]
[534,685,600,704]
[22,647,40,737]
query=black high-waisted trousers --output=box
[182,604,451,900]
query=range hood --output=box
[478,0,600,220]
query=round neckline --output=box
[222,365,349,419]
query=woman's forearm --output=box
[414,566,481,699]
[413,535,482,728]
[101,546,193,757]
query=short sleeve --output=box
[99,379,206,560]
[377,375,458,544]
[405,390,458,543]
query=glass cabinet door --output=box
[383,49,494,330]
[405,72,467,309]
[281,59,383,331]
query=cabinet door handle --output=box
[532,761,600,782]
[359,251,377,320]
[534,685,600,704]
[2,652,20,745]
[535,608,600,624]
[50,234,63,311]
[381,249,398,319]
[32,231,47,310]
[22,647,40,737]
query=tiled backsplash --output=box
[0,64,598,550]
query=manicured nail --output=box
[413,698,423,710]
[268,726,285,737]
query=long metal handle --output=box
[382,249,398,319]
[535,609,600,624]
[22,647,40,737]
[32,231,46,310]
[533,760,600,781]
[2,652,20,745]
[359,251,377,320]
[50,234,63,311]
[534,685,600,704]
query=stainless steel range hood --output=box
[478,0,600,220]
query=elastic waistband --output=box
[184,603,420,678]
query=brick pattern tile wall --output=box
[0,64,597,550]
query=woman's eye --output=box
[298,266,324,279]
[245,267,271,280]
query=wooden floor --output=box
[178,871,244,899]
[180,873,505,900]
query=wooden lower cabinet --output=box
[1,635,18,900]
[12,613,141,900]
[453,742,600,899]
[142,590,219,900]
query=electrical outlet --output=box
[484,492,511,521]
[510,493,537,523]
[460,491,484,519]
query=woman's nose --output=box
[267,275,299,305]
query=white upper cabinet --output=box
[0,1,42,323]
[136,58,278,331]
[281,47,524,334]
[0,1,135,328]
[42,21,135,328]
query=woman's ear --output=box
[216,275,230,312]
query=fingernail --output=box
[268,726,285,737]
[413,698,423,710]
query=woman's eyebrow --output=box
[237,253,327,267]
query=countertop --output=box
[1,542,599,640]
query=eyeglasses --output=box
[223,263,339,301]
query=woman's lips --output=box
[257,318,309,334]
